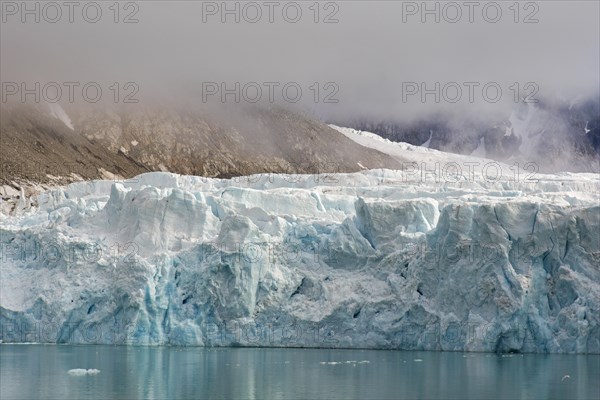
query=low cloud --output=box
[1,1,599,123]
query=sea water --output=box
[1,345,598,399]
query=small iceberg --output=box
[68,369,100,376]
[320,360,370,365]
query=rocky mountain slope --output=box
[1,102,401,188]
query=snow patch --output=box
[47,103,74,130]
[421,132,432,148]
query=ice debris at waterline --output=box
[1,168,599,353]
[67,369,101,376]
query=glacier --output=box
[1,134,599,353]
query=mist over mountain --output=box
[334,96,600,173]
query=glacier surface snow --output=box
[1,136,599,353]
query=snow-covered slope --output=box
[1,146,599,352]
[338,96,600,174]
[332,124,525,177]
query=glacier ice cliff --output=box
[1,165,599,353]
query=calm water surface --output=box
[1,345,598,399]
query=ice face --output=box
[1,164,599,352]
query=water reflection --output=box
[1,345,598,399]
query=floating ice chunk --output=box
[321,360,370,365]
[68,369,100,376]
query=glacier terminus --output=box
[1,130,598,354]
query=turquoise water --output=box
[0,345,598,399]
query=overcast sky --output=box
[2,1,599,122]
